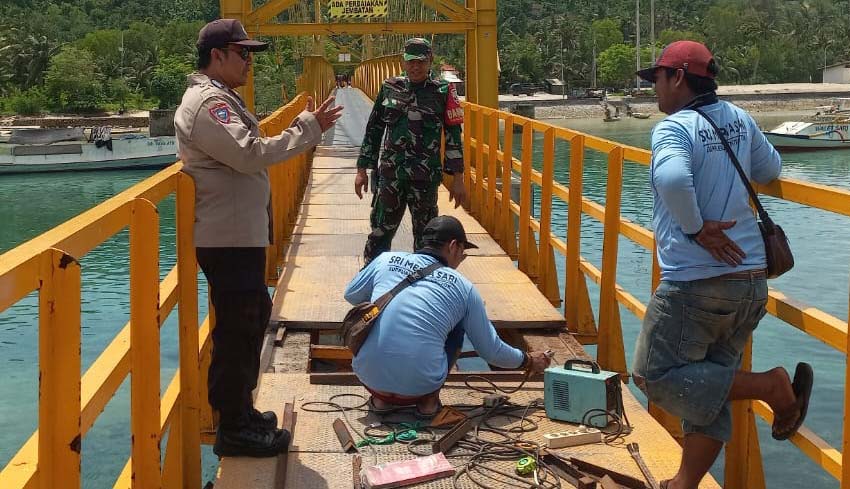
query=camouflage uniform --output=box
[358,41,464,262]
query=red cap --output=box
[197,19,268,52]
[637,41,717,82]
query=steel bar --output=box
[274,403,296,488]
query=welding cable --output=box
[464,369,533,394]
[300,393,381,465]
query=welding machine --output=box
[544,359,623,428]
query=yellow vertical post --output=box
[176,173,201,489]
[38,248,81,489]
[725,339,766,489]
[221,0,254,111]
[464,0,478,106]
[462,104,473,211]
[486,112,499,234]
[314,0,323,55]
[473,110,485,219]
[500,115,517,257]
[537,128,560,305]
[844,275,850,488]
[130,199,162,489]
[565,135,597,341]
[517,122,538,278]
[474,0,498,109]
[161,413,183,489]
[596,147,626,374]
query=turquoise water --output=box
[1,111,848,487]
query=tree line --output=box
[1,0,848,115]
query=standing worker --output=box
[630,41,812,489]
[354,38,466,264]
[175,18,342,458]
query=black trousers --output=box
[196,247,271,429]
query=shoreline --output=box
[534,96,838,120]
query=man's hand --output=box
[694,220,746,266]
[308,96,344,132]
[355,169,369,199]
[526,351,552,374]
[448,175,466,209]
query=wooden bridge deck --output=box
[212,88,720,489]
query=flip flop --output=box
[772,362,813,441]
[415,400,444,419]
[660,481,670,489]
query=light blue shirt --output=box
[651,100,782,281]
[344,252,525,396]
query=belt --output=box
[714,268,767,280]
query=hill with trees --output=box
[1,0,848,115]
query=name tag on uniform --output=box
[209,103,232,124]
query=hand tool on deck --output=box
[570,457,649,489]
[627,443,661,489]
[333,418,356,452]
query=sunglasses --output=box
[225,45,251,61]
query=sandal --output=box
[367,396,395,415]
[415,400,443,419]
[772,362,813,441]
[659,481,669,489]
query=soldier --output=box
[175,18,342,458]
[354,38,466,264]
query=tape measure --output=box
[515,456,536,475]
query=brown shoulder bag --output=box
[694,109,794,278]
[341,262,442,355]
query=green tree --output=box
[150,56,192,109]
[44,46,104,112]
[591,19,624,53]
[597,43,635,88]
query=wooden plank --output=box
[274,326,287,347]
[310,344,352,360]
[476,283,565,328]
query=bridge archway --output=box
[219,0,497,110]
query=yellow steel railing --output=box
[351,54,403,101]
[0,93,313,489]
[461,101,850,489]
[296,55,337,107]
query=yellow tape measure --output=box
[515,456,536,475]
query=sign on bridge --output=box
[328,0,388,18]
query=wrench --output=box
[627,442,660,489]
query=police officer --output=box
[354,38,466,264]
[175,18,342,458]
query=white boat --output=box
[764,98,850,151]
[0,127,177,174]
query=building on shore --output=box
[823,61,850,84]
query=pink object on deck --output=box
[363,453,455,488]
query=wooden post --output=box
[517,121,538,278]
[486,112,499,234]
[500,115,517,257]
[725,339,766,489]
[130,199,162,489]
[473,110,485,219]
[38,248,81,489]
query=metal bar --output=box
[353,454,363,489]
[254,21,474,36]
[130,199,162,488]
[570,458,648,489]
[310,371,541,385]
[626,443,660,489]
[38,249,82,489]
[275,403,296,488]
[432,416,476,454]
[333,418,356,452]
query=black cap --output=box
[421,216,478,250]
[197,19,269,52]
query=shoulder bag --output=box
[341,262,443,355]
[693,108,794,278]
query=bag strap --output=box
[692,108,776,232]
[373,261,443,309]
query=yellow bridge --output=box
[2,2,850,488]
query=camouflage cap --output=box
[403,38,432,61]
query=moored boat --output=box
[764,98,850,151]
[0,127,177,174]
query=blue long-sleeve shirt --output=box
[344,252,524,396]
[651,100,781,281]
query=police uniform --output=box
[358,39,464,262]
[175,72,322,429]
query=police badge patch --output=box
[209,103,231,124]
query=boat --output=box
[632,112,651,119]
[764,98,850,151]
[0,126,177,174]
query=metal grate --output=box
[552,380,570,412]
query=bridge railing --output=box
[461,101,850,489]
[351,54,403,100]
[0,93,313,489]
[296,55,336,107]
